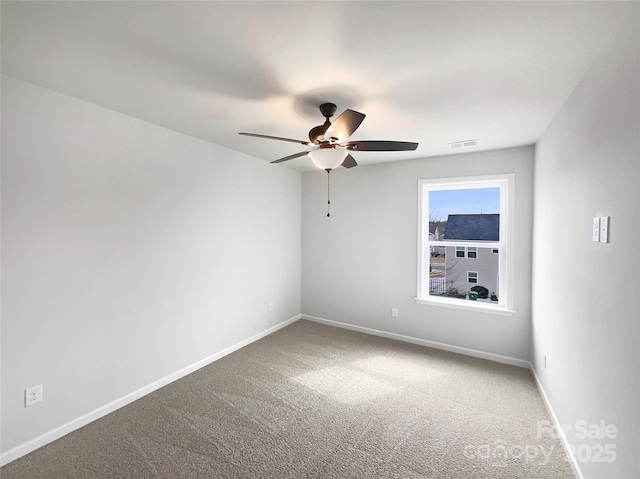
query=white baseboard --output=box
[0,314,301,467]
[528,365,584,479]
[302,315,531,368]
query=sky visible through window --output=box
[429,187,500,221]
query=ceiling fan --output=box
[239,102,419,171]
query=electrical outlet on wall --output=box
[391,308,399,318]
[25,384,43,407]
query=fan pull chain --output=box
[326,169,331,217]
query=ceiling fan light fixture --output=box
[308,148,348,170]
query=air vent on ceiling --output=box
[448,139,479,149]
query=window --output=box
[456,246,477,258]
[416,174,514,313]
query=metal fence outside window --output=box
[429,277,447,295]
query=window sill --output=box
[414,297,516,316]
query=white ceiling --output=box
[1,1,631,171]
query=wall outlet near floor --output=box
[268,303,274,313]
[25,384,43,407]
[391,308,399,318]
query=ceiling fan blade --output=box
[344,140,419,151]
[239,132,311,146]
[270,151,310,164]
[341,154,358,168]
[324,109,366,142]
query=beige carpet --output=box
[1,319,575,478]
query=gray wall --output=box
[302,145,534,361]
[532,8,639,479]
[1,76,301,453]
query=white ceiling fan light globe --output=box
[308,148,348,170]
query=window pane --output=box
[467,247,477,258]
[428,246,499,303]
[429,187,500,226]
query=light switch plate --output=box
[592,217,600,242]
[599,216,609,243]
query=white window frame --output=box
[467,271,478,283]
[416,174,515,315]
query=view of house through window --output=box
[417,175,513,311]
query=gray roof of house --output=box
[444,214,499,241]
